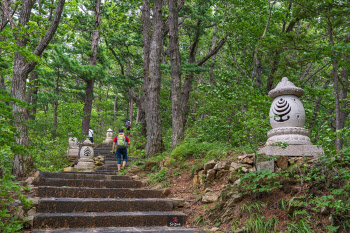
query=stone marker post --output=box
[74,139,96,172]
[259,77,324,156]
[103,128,114,143]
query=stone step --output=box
[39,172,130,180]
[34,212,187,229]
[38,186,165,198]
[32,227,204,233]
[37,178,142,189]
[38,198,173,213]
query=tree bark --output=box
[328,18,343,152]
[129,98,134,123]
[114,86,118,122]
[82,0,101,136]
[53,70,60,140]
[209,25,217,86]
[266,51,279,91]
[168,0,183,148]
[11,0,65,177]
[141,0,152,138]
[181,20,201,125]
[144,0,164,156]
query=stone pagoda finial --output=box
[259,77,323,157]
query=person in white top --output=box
[88,127,94,143]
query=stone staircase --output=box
[32,143,203,232]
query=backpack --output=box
[125,121,131,127]
[116,134,127,149]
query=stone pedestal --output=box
[103,128,114,143]
[74,139,95,172]
[65,137,79,162]
[259,77,323,157]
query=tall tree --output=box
[144,0,164,156]
[5,0,66,177]
[82,0,102,136]
[168,0,183,148]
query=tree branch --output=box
[2,0,17,29]
[34,0,66,56]
[196,36,227,66]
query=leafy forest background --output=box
[0,0,349,231]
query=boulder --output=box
[193,167,204,175]
[257,160,275,172]
[184,201,191,208]
[241,167,248,173]
[204,160,216,173]
[240,164,253,168]
[229,162,239,172]
[24,177,35,186]
[94,161,104,166]
[193,174,201,186]
[226,191,243,207]
[27,197,40,206]
[238,154,248,160]
[202,192,220,203]
[214,161,230,171]
[170,198,184,208]
[206,169,216,182]
[162,188,171,197]
[198,170,204,185]
[277,156,289,169]
[242,157,254,164]
[216,170,229,179]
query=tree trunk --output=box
[26,70,38,120]
[168,0,183,148]
[129,98,134,123]
[141,0,152,138]
[144,0,164,156]
[114,86,118,122]
[53,71,60,140]
[10,0,65,177]
[209,25,217,86]
[266,51,279,91]
[82,0,101,136]
[328,19,344,152]
[181,20,201,126]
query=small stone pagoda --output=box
[103,128,114,143]
[65,137,79,162]
[259,77,324,156]
[74,139,96,172]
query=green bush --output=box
[239,169,282,198]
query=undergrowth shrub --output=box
[0,92,28,232]
[244,214,279,233]
[239,169,282,198]
[170,139,230,159]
